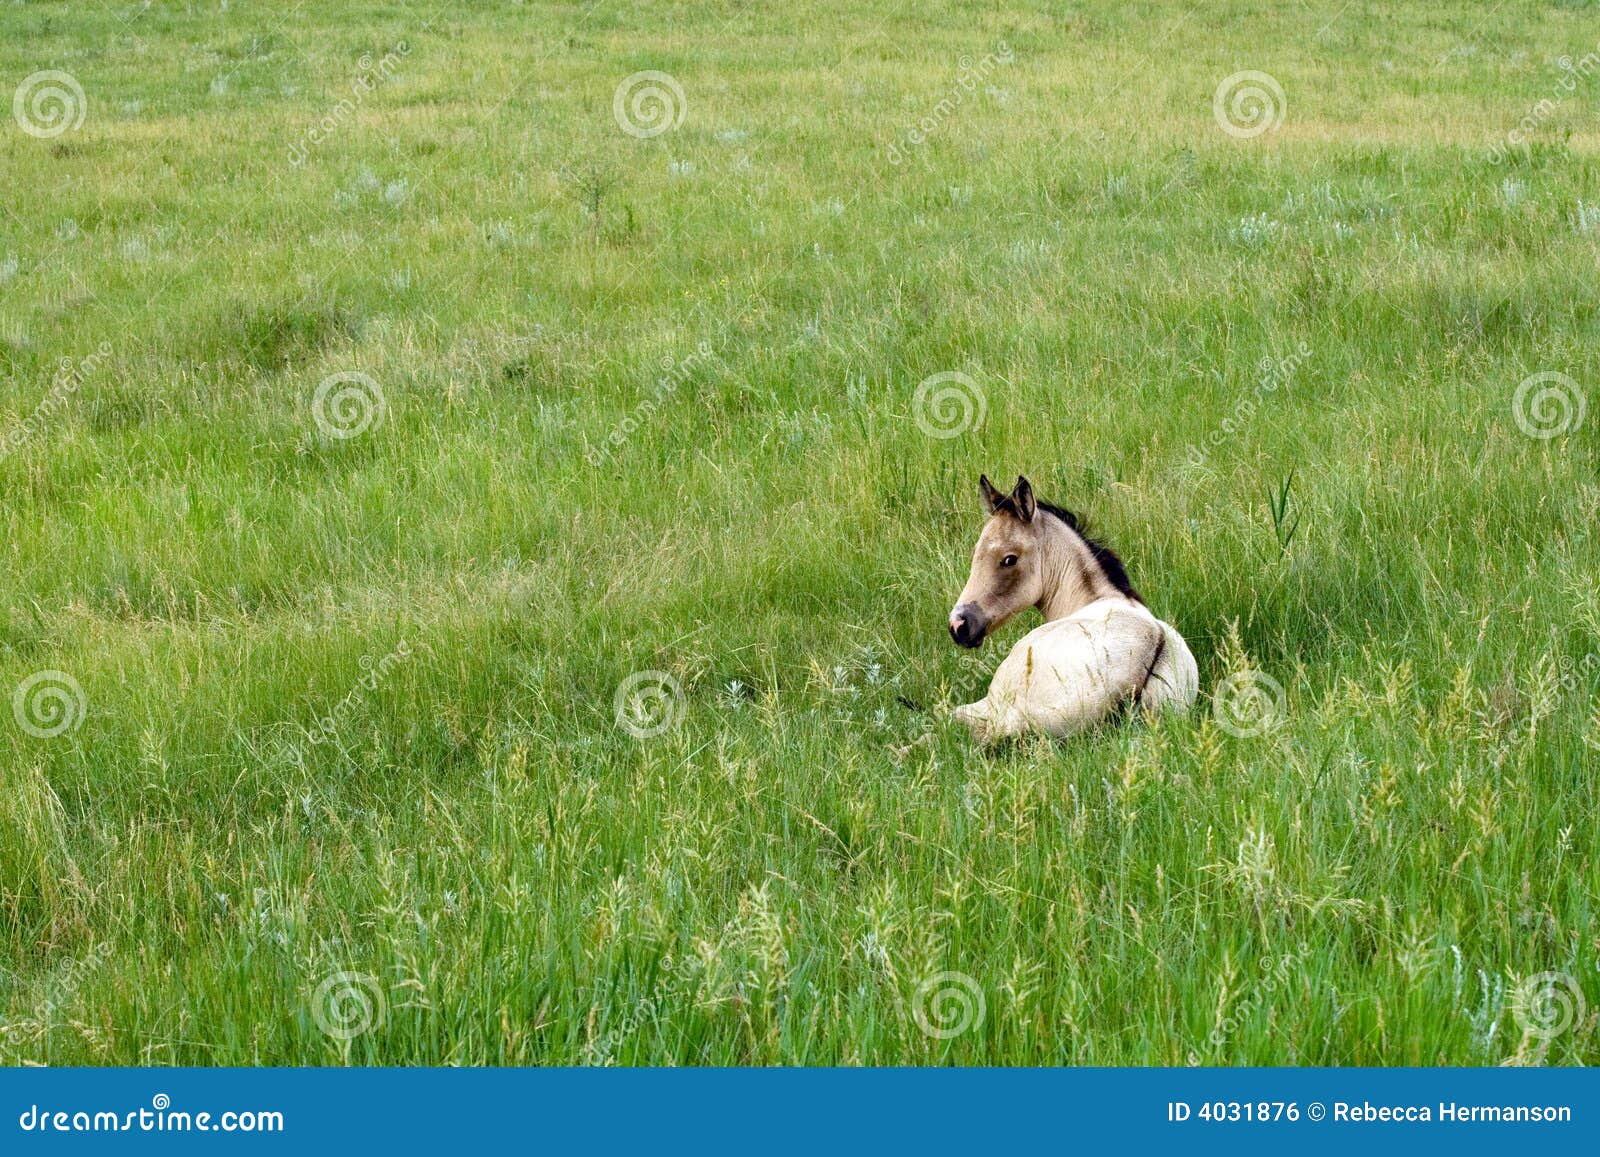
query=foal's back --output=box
[954,597,1197,741]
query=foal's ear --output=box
[1011,476,1036,523]
[979,474,1005,515]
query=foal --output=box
[948,475,1198,741]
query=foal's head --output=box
[948,475,1049,648]
[948,474,1142,648]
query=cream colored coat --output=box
[953,595,1197,741]
[948,475,1199,743]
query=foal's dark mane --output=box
[1035,500,1142,604]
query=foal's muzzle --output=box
[948,604,987,649]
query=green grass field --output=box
[2,0,1598,1065]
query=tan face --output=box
[948,475,1043,648]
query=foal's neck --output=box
[1036,512,1136,621]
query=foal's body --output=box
[948,476,1198,742]
[955,595,1197,741]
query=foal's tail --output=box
[1134,630,1169,711]
[1134,623,1200,715]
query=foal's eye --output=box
[1000,554,1018,568]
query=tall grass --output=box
[0,0,1596,1064]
